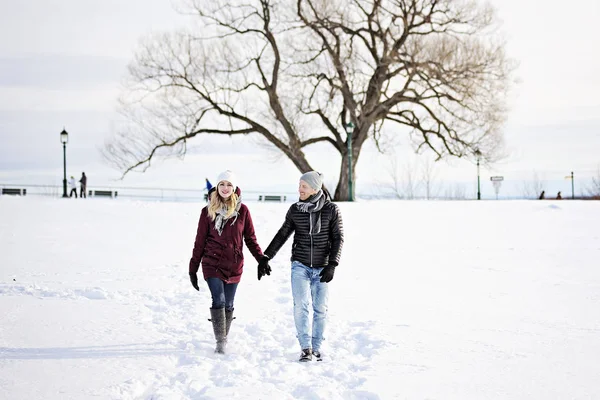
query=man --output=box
[258,171,344,362]
[79,172,87,198]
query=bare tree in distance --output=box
[104,0,514,201]
[380,154,419,199]
[586,166,600,198]
[521,171,546,199]
[420,158,439,199]
[402,162,418,199]
[383,155,405,198]
[443,183,467,200]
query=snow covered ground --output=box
[1,196,599,399]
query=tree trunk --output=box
[334,153,357,201]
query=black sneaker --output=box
[313,350,322,361]
[299,348,312,362]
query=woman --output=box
[68,176,77,198]
[189,170,263,354]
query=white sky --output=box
[0,0,599,197]
[1,197,600,398]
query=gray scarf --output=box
[296,190,326,235]
[214,198,242,236]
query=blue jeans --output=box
[291,261,330,351]
[206,277,238,311]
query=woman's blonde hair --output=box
[207,190,239,221]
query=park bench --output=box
[258,195,287,202]
[1,188,26,196]
[88,190,118,198]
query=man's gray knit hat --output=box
[300,171,323,190]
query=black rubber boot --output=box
[210,308,227,354]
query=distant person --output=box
[68,176,77,198]
[204,178,213,202]
[539,190,545,200]
[189,170,264,354]
[79,172,87,198]
[556,191,562,200]
[258,171,344,362]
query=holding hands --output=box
[257,256,271,280]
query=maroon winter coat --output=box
[189,191,263,284]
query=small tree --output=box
[384,155,405,199]
[587,166,600,198]
[443,183,467,200]
[402,163,418,199]
[382,154,419,199]
[420,158,439,200]
[521,171,545,199]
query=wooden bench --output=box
[88,190,118,198]
[258,195,287,202]
[1,188,26,196]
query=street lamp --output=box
[60,128,69,198]
[474,148,481,200]
[345,121,355,201]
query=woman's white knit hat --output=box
[217,170,238,191]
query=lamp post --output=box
[474,148,481,200]
[345,121,355,201]
[60,128,69,198]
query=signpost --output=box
[564,172,574,199]
[490,176,504,200]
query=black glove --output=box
[190,273,199,291]
[258,256,272,280]
[319,265,336,283]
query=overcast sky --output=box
[0,0,599,197]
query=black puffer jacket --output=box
[264,196,344,268]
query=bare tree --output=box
[383,154,405,198]
[443,183,467,200]
[381,154,419,199]
[382,152,438,199]
[587,166,600,198]
[402,162,418,199]
[420,158,439,199]
[521,171,545,199]
[104,0,514,200]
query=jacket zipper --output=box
[309,213,313,267]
